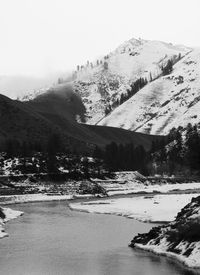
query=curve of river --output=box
[0,201,197,275]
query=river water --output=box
[0,201,197,275]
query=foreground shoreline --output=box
[0,207,23,239]
[2,191,200,273]
[69,193,200,273]
[133,244,200,271]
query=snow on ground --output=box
[95,178,200,196]
[3,207,23,222]
[131,195,200,269]
[134,242,200,269]
[70,194,200,223]
[0,194,73,205]
[73,38,189,124]
[99,49,200,135]
[0,207,23,239]
[106,182,200,196]
[92,172,200,196]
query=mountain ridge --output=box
[0,92,161,152]
[3,37,198,137]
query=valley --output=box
[1,36,200,274]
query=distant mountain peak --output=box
[114,37,145,54]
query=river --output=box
[0,201,197,275]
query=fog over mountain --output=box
[0,72,70,99]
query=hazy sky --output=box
[0,0,200,76]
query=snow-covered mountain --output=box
[18,37,197,136]
[99,48,200,135]
[73,38,190,125]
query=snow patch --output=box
[70,194,199,223]
[0,207,23,239]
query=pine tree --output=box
[162,59,173,75]
[58,78,63,84]
[185,126,200,170]
[46,134,62,173]
[103,61,108,70]
[93,145,103,159]
[82,157,89,178]
[149,72,153,82]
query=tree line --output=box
[93,142,148,175]
[150,123,200,175]
[93,123,200,176]
[104,77,148,115]
[2,122,200,177]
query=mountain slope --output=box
[99,49,200,135]
[0,93,161,152]
[14,37,195,137]
[17,37,191,135]
[73,38,190,124]
[26,82,86,122]
[0,94,65,146]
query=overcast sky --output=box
[0,0,200,77]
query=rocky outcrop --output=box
[130,196,200,268]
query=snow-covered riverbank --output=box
[130,195,200,270]
[70,193,200,270]
[96,178,200,196]
[70,194,200,223]
[0,193,107,205]
[0,194,73,205]
[0,207,23,239]
[2,189,200,271]
[2,191,200,223]
[2,176,200,272]
[105,181,200,196]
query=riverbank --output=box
[1,177,200,272]
[1,193,200,273]
[1,190,199,246]
[133,243,200,271]
[1,180,200,222]
[0,192,105,238]
[130,195,200,271]
[0,193,73,205]
[96,179,200,196]
[0,201,189,275]
[1,171,200,197]
[0,207,23,239]
[70,193,200,272]
[69,193,200,223]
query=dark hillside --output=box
[0,93,165,152]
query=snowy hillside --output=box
[130,195,200,268]
[73,38,190,124]
[99,48,200,135]
[18,37,193,134]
